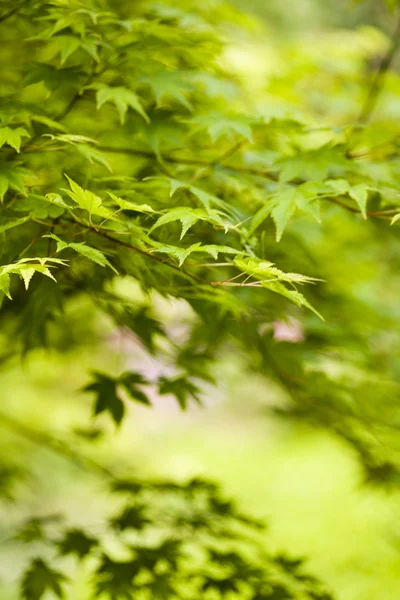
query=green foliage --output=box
[83,371,151,425]
[22,559,67,600]
[14,473,333,600]
[1,0,400,597]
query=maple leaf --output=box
[84,372,125,425]
[0,127,30,152]
[58,528,98,558]
[88,83,150,124]
[140,70,194,110]
[158,375,201,410]
[21,559,67,600]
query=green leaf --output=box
[84,372,125,426]
[234,257,323,318]
[253,185,322,241]
[0,273,11,299]
[63,175,112,218]
[0,163,29,199]
[152,242,202,266]
[0,216,30,234]
[69,242,118,272]
[58,528,97,559]
[20,266,36,290]
[0,127,30,152]
[95,555,141,599]
[158,375,201,410]
[21,559,67,600]
[0,258,65,298]
[76,144,112,172]
[186,112,253,142]
[269,188,298,242]
[140,70,194,110]
[249,202,273,236]
[55,35,81,65]
[150,206,227,238]
[119,371,151,406]
[89,83,150,124]
[391,213,400,225]
[349,183,369,219]
[30,115,67,132]
[45,234,118,273]
[108,192,156,213]
[277,146,348,182]
[111,504,150,531]
[23,62,83,92]
[149,177,239,222]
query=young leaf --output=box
[0,127,30,152]
[0,216,30,234]
[45,234,118,273]
[63,175,112,218]
[140,70,194,110]
[89,83,150,124]
[349,184,369,219]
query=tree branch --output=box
[97,145,279,180]
[358,10,400,124]
[0,1,28,23]
[0,411,115,479]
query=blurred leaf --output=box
[21,559,67,600]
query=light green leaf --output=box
[45,233,118,273]
[31,115,67,132]
[140,71,194,110]
[150,207,224,238]
[278,146,348,182]
[153,242,202,266]
[186,113,253,143]
[249,203,273,236]
[0,258,64,298]
[69,242,118,273]
[108,192,156,214]
[55,35,81,64]
[0,216,30,234]
[19,266,36,290]
[89,84,150,124]
[77,144,112,172]
[234,257,322,318]
[349,184,369,219]
[391,213,400,225]
[0,176,8,201]
[269,188,298,242]
[0,273,11,299]
[0,127,30,152]
[63,175,112,218]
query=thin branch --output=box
[62,218,259,288]
[323,196,393,219]
[0,412,115,479]
[358,10,400,124]
[0,0,28,23]
[97,145,279,181]
[212,141,247,165]
[61,217,207,284]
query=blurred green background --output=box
[2,1,400,598]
